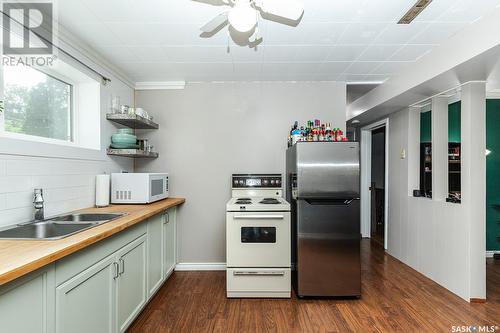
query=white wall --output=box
[134,81,347,263]
[384,84,486,301]
[0,57,134,228]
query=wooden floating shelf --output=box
[106,113,159,129]
[106,148,159,158]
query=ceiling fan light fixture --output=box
[228,0,257,33]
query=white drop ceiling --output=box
[57,0,500,83]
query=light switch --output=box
[400,149,406,159]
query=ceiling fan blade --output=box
[258,0,304,21]
[200,12,229,33]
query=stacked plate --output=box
[110,128,138,149]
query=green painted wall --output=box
[487,99,500,251]
[448,101,461,143]
[420,111,432,143]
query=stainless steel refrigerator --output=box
[286,142,361,297]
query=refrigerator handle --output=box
[304,198,359,206]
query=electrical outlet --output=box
[400,149,406,159]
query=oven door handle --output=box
[233,215,285,220]
[233,271,285,276]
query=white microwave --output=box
[111,173,169,204]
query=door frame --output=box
[360,118,389,250]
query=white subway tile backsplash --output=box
[44,186,90,202]
[0,160,5,176]
[3,191,33,210]
[0,176,33,194]
[32,175,92,189]
[0,207,33,227]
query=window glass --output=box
[420,111,432,198]
[448,102,461,203]
[3,65,72,142]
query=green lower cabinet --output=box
[0,264,55,333]
[147,213,164,297]
[0,209,178,333]
[56,234,147,333]
[116,235,148,333]
[163,208,177,278]
[56,255,116,333]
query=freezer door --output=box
[295,198,360,297]
[297,142,359,199]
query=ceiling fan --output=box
[199,0,304,42]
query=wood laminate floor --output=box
[128,240,500,333]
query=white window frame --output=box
[0,65,77,146]
[0,59,103,160]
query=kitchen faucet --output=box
[33,189,45,221]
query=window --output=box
[3,65,73,142]
[448,101,461,203]
[420,110,432,198]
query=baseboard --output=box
[175,262,226,271]
[470,298,487,303]
[486,251,500,258]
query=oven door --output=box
[226,211,291,268]
[149,175,168,202]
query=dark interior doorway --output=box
[371,126,386,246]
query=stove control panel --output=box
[232,174,282,188]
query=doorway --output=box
[370,127,386,246]
[360,118,389,250]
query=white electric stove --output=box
[226,174,291,298]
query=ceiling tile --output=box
[319,62,352,75]
[357,45,402,61]
[104,22,228,46]
[303,0,362,22]
[371,62,412,75]
[325,45,367,61]
[356,0,415,22]
[410,22,469,44]
[163,46,232,63]
[264,22,346,46]
[98,46,140,63]
[373,22,429,44]
[344,62,382,75]
[337,23,389,45]
[262,63,321,76]
[390,44,435,61]
[263,46,331,62]
[437,0,500,22]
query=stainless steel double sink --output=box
[0,213,127,240]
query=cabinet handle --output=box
[119,258,125,275]
[164,211,169,224]
[113,262,119,279]
[233,271,285,276]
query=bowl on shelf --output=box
[117,128,134,135]
[111,133,137,145]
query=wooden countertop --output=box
[0,197,185,286]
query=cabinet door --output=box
[163,208,177,278]
[0,265,55,333]
[116,234,148,333]
[147,213,164,297]
[56,255,116,333]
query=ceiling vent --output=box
[398,0,432,24]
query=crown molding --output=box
[135,81,186,90]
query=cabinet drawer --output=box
[226,268,290,298]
